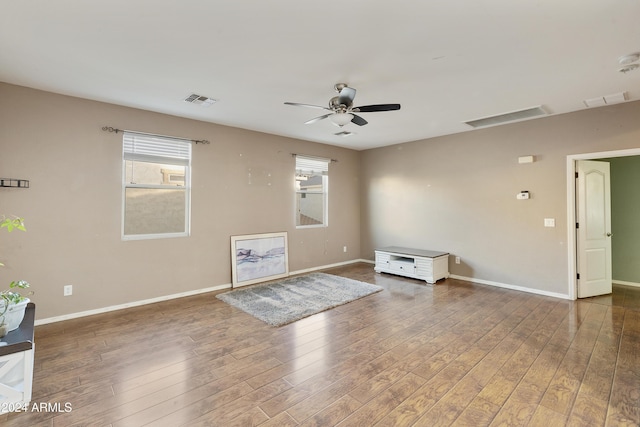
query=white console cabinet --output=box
[375,246,449,284]
[0,303,35,413]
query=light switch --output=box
[544,218,555,227]
[518,155,534,164]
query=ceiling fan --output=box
[284,83,400,127]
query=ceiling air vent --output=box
[184,93,217,107]
[464,106,548,128]
[334,131,355,137]
[583,92,628,108]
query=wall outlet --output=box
[455,256,461,264]
[343,246,347,253]
[64,285,73,296]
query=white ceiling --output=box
[2,1,640,150]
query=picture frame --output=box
[230,232,289,287]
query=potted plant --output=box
[0,215,32,337]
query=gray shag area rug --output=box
[216,272,383,326]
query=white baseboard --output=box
[35,258,368,326]
[290,258,371,276]
[613,279,640,288]
[35,283,232,326]
[449,274,571,300]
[38,260,569,326]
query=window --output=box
[122,132,191,239]
[295,155,329,228]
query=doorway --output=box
[566,148,640,300]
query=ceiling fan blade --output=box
[305,113,333,124]
[284,102,331,111]
[353,104,401,112]
[338,87,357,106]
[351,114,368,126]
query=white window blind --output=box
[295,155,329,175]
[123,132,191,166]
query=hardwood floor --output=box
[2,263,639,426]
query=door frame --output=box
[566,147,640,300]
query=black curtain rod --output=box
[101,126,210,145]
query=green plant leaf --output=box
[9,280,30,289]
[1,216,26,232]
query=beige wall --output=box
[4,81,640,320]
[360,100,640,297]
[0,83,361,320]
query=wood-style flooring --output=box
[2,262,639,426]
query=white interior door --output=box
[576,160,612,298]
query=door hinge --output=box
[576,222,579,229]
[575,172,579,179]
[577,273,580,280]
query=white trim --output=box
[35,283,231,326]
[34,258,369,326]
[289,259,369,276]
[449,274,571,300]
[295,223,328,230]
[566,147,640,301]
[122,231,189,241]
[613,280,640,288]
[36,258,579,326]
[566,155,577,300]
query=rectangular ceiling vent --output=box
[184,93,217,107]
[583,92,628,108]
[334,131,354,137]
[464,106,548,128]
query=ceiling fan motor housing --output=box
[334,83,348,93]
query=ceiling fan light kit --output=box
[329,113,354,127]
[285,83,400,129]
[618,53,639,65]
[617,52,639,73]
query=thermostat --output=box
[516,191,530,200]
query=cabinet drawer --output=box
[389,260,415,273]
